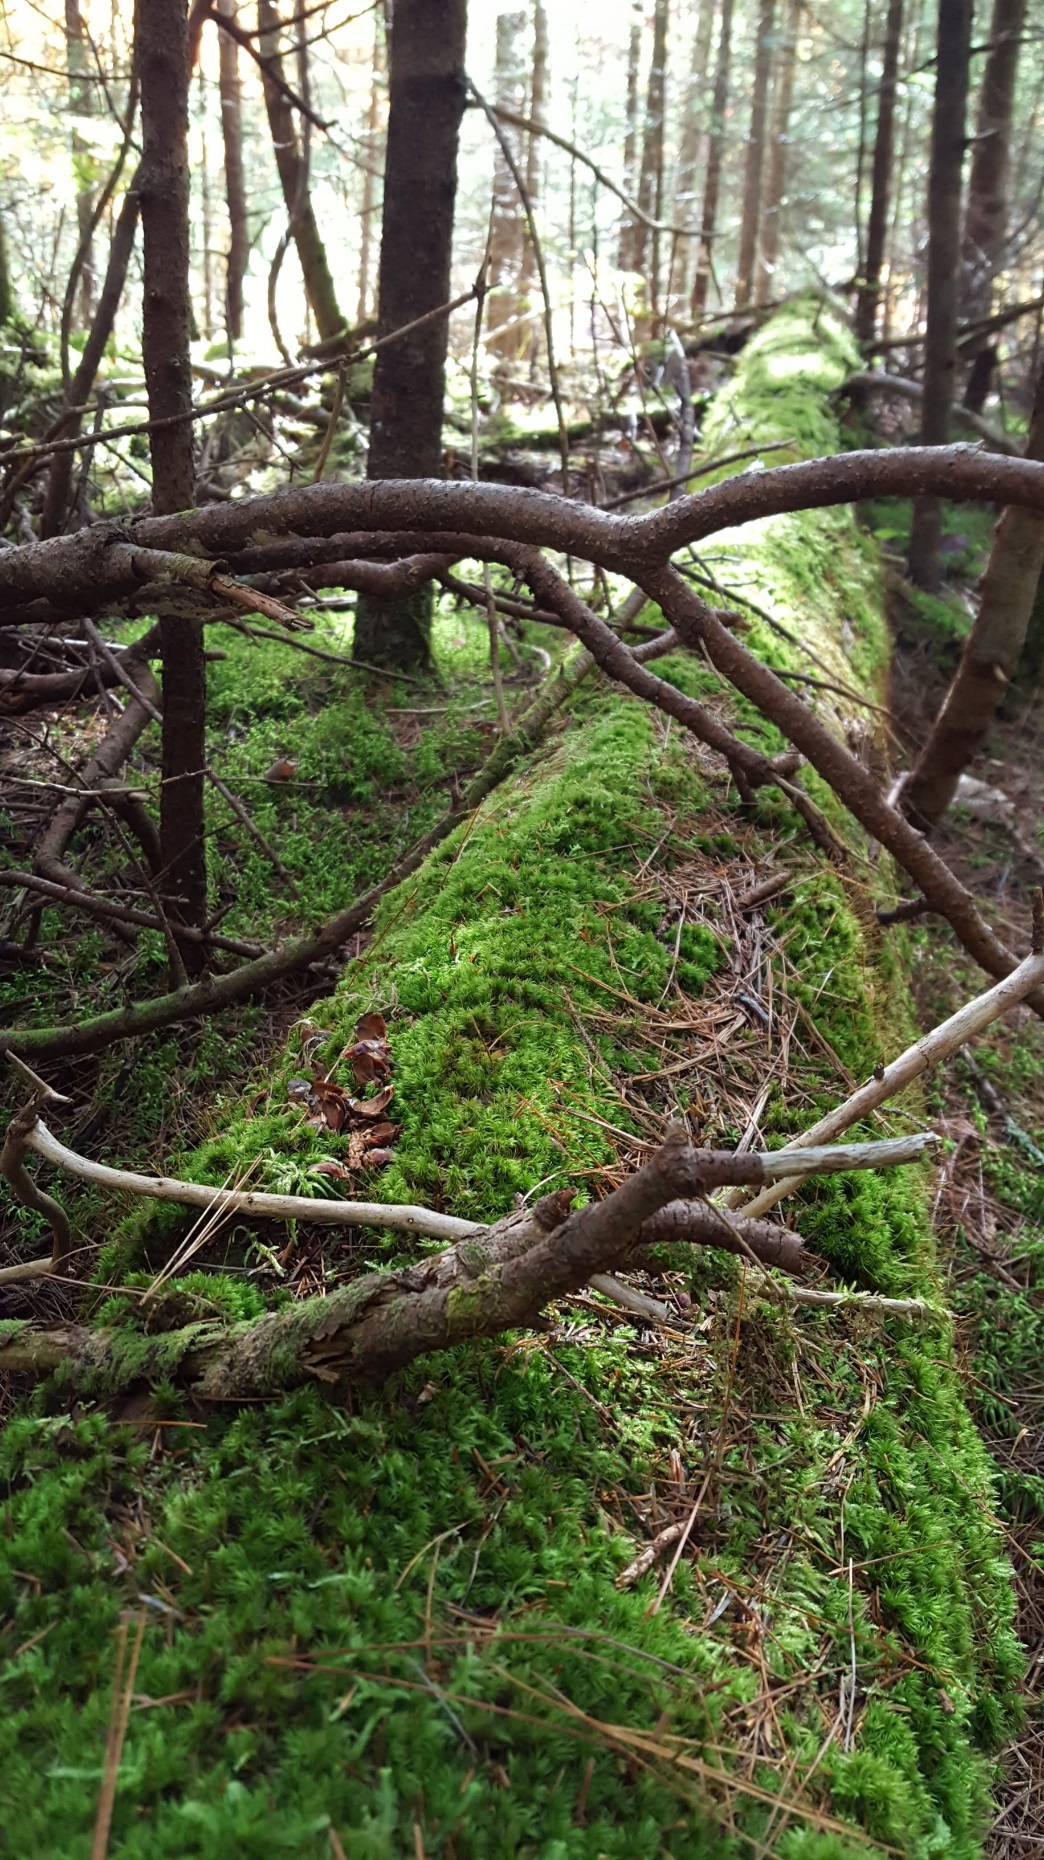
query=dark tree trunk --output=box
[853,0,904,346]
[257,0,344,343]
[140,0,208,971]
[903,369,1044,825]
[632,0,669,312]
[959,0,1025,403]
[618,5,643,272]
[41,172,142,537]
[216,0,248,343]
[353,0,466,673]
[485,9,528,359]
[756,0,801,304]
[734,0,775,310]
[691,0,735,313]
[907,0,973,591]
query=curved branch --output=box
[0,1130,939,1391]
[3,446,1044,618]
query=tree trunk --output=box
[959,0,1025,404]
[853,0,904,347]
[216,0,248,343]
[734,0,775,310]
[65,0,98,326]
[139,0,208,972]
[907,0,973,591]
[691,0,735,313]
[40,172,142,537]
[673,0,718,309]
[485,9,528,359]
[356,8,385,327]
[755,0,801,305]
[617,4,643,272]
[257,0,344,343]
[632,0,669,313]
[903,370,1044,826]
[353,0,466,674]
[518,0,549,351]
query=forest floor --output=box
[0,302,1041,1857]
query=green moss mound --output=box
[0,299,1022,1858]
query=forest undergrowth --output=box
[0,304,1040,1858]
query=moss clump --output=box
[0,299,1022,1857]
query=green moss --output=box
[0,299,1022,1857]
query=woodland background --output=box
[1,0,1044,1855]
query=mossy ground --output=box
[0,301,1027,1857]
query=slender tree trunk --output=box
[854,0,904,346]
[140,0,208,971]
[734,0,775,310]
[0,214,10,325]
[692,0,735,313]
[959,0,1025,406]
[755,0,801,304]
[216,0,248,343]
[486,9,528,359]
[518,0,549,343]
[257,0,344,343]
[40,172,142,537]
[903,370,1044,825]
[356,8,385,327]
[632,0,669,311]
[65,0,98,325]
[618,5,643,271]
[673,0,718,308]
[353,0,466,673]
[907,0,973,591]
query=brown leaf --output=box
[354,1011,387,1043]
[348,1085,395,1119]
[364,1148,395,1169]
[311,1160,351,1180]
[361,1120,399,1147]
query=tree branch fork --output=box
[0,1104,940,1398]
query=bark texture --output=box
[139,0,207,967]
[907,0,974,590]
[217,0,248,342]
[486,9,528,357]
[734,0,776,310]
[673,0,718,307]
[692,0,735,313]
[756,0,801,304]
[853,0,903,346]
[618,5,644,272]
[632,0,669,309]
[353,0,466,672]
[257,0,344,343]
[903,369,1044,826]
[961,0,1024,323]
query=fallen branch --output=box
[841,372,1021,456]
[726,932,1044,1221]
[0,1127,940,1393]
[0,870,262,957]
[5,1107,933,1279]
[648,567,1044,1009]
[4,447,1044,616]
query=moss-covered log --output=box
[0,301,1024,1860]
